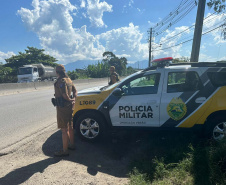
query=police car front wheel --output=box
[75,113,105,141]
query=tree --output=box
[103,51,127,75]
[1,47,58,83]
[67,52,131,79]
[207,0,226,13]
[0,66,16,83]
[67,70,79,80]
[127,66,136,75]
[207,0,226,39]
[173,57,190,63]
[5,46,58,71]
[86,60,109,78]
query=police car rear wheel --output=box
[75,113,105,141]
[212,121,226,141]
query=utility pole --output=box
[148,28,153,67]
[190,0,206,62]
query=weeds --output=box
[128,132,226,185]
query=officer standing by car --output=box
[53,65,77,157]
[109,66,119,85]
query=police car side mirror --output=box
[113,88,123,96]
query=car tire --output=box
[205,118,226,141]
[75,113,106,142]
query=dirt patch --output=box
[0,124,148,185]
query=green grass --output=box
[127,131,226,185]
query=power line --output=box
[153,0,194,31]
[153,23,224,52]
[154,0,196,36]
[157,13,222,45]
[175,20,224,44]
[202,24,224,35]
[155,4,196,36]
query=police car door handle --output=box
[195,97,206,104]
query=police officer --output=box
[109,66,119,85]
[54,65,77,157]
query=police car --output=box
[73,57,226,142]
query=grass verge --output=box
[127,131,226,185]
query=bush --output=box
[128,133,226,185]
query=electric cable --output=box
[153,23,224,52]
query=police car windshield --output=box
[104,71,142,91]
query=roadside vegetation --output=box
[127,132,226,185]
[0,48,136,83]
[67,51,136,80]
[0,47,58,83]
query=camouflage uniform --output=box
[54,77,76,128]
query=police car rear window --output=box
[207,72,226,87]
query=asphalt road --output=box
[0,81,108,151]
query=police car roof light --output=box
[142,57,173,71]
[151,57,173,63]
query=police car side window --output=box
[167,71,202,93]
[207,72,226,87]
[122,73,160,95]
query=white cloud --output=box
[20,0,226,64]
[97,23,148,61]
[152,26,191,59]
[199,53,217,62]
[123,0,135,13]
[219,56,226,61]
[203,13,226,44]
[0,51,15,64]
[129,0,134,7]
[86,0,112,27]
[18,0,149,64]
[80,0,86,8]
[151,13,226,60]
[17,0,105,63]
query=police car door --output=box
[160,68,204,127]
[109,71,163,127]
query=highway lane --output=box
[0,81,108,151]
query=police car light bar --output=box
[143,57,173,71]
[151,57,173,63]
[151,57,173,67]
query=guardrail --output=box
[0,77,109,95]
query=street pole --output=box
[149,28,153,67]
[190,0,206,62]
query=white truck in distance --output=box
[17,64,57,83]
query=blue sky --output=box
[0,0,225,65]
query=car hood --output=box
[78,86,105,96]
